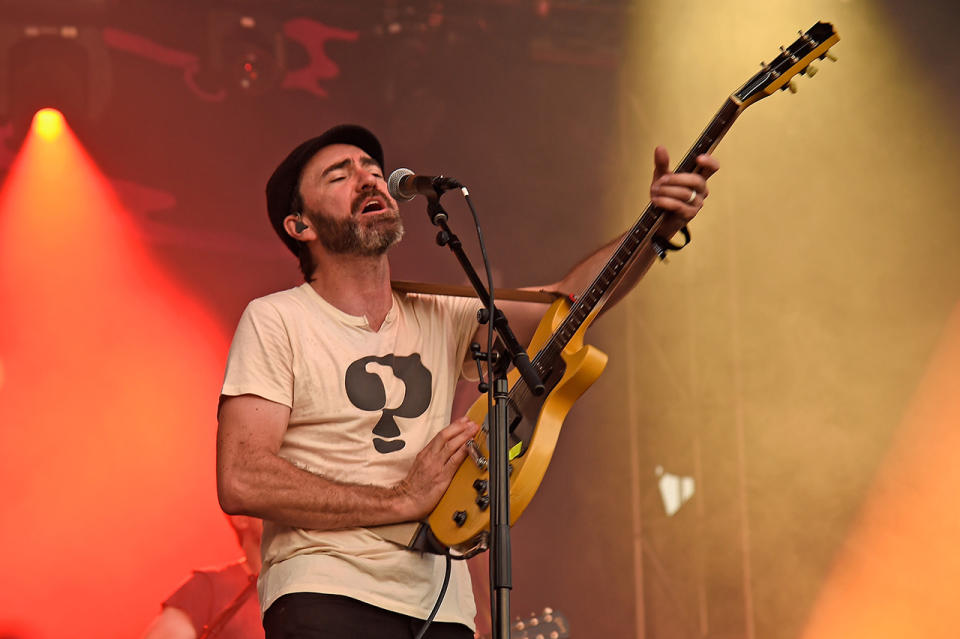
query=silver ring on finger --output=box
[685,189,697,204]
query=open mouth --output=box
[359,198,387,215]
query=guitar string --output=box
[478,32,826,449]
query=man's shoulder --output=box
[397,292,481,339]
[245,284,312,315]
[399,291,477,314]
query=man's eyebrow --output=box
[319,156,381,178]
[319,158,351,178]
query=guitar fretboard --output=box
[531,97,744,376]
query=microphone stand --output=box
[423,190,544,639]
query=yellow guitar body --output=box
[428,297,608,551]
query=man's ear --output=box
[284,213,314,240]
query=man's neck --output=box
[308,253,394,331]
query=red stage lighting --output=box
[0,93,236,639]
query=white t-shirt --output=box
[221,282,480,627]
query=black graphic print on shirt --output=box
[344,353,433,454]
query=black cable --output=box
[461,188,497,631]
[461,189,496,437]
[413,554,453,639]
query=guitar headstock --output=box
[510,608,570,639]
[735,21,839,107]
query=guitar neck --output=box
[529,20,839,372]
[534,97,744,367]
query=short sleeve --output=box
[162,571,216,634]
[221,298,295,408]
[442,295,483,382]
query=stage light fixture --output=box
[202,10,286,97]
[0,22,111,140]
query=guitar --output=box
[482,608,570,639]
[382,22,840,554]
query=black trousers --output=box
[263,593,474,639]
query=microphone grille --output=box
[387,168,415,201]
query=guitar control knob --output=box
[453,510,468,526]
[473,479,489,494]
[476,495,490,510]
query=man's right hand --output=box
[393,416,481,521]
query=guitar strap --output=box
[391,280,563,304]
[651,225,691,260]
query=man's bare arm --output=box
[473,147,720,349]
[216,394,478,530]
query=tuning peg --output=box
[805,63,819,77]
[825,50,837,62]
[787,80,798,94]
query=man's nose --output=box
[356,166,379,189]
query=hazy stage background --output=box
[1,1,958,638]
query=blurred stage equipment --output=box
[529,0,625,67]
[201,9,287,97]
[0,19,112,138]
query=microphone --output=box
[387,168,462,201]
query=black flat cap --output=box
[265,124,384,256]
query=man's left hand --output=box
[649,146,720,222]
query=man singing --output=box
[216,124,717,638]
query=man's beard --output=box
[305,199,404,257]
